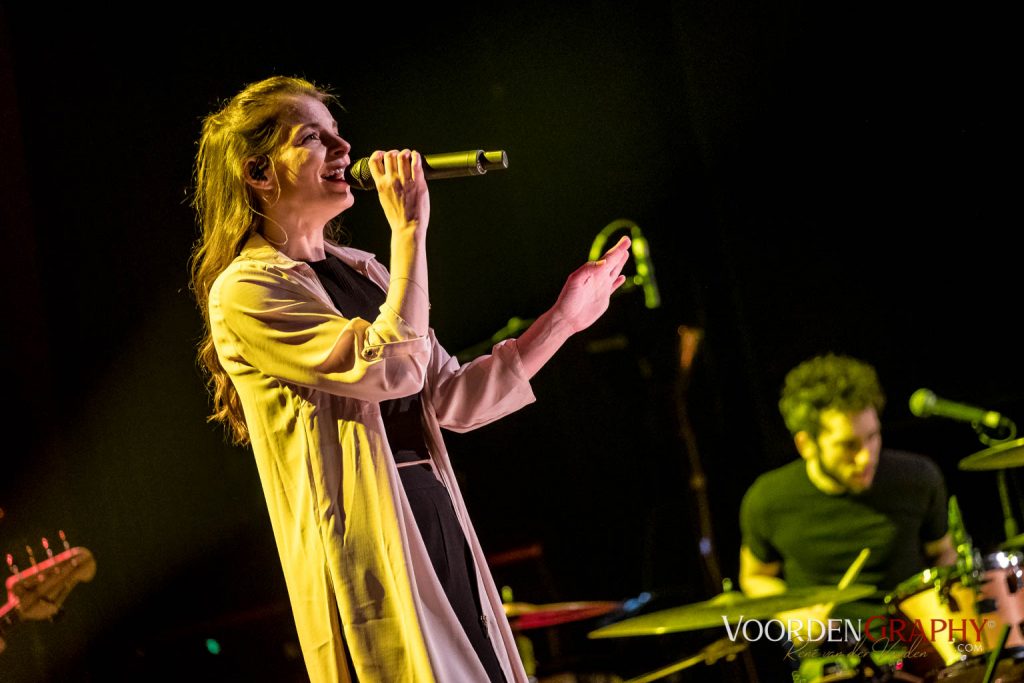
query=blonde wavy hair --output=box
[189,75,339,444]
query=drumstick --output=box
[784,548,871,645]
[823,547,871,617]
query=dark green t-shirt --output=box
[740,450,948,621]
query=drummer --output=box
[739,354,957,640]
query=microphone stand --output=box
[672,326,759,683]
[972,420,1020,543]
[592,222,754,680]
[588,219,660,310]
[455,216,650,363]
[672,326,721,592]
[589,222,728,589]
[997,472,1019,542]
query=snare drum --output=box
[887,566,983,667]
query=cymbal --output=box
[587,585,876,639]
[959,438,1024,471]
[503,601,621,630]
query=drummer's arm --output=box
[924,533,957,566]
[741,546,831,643]
[739,545,787,597]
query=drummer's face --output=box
[809,408,882,493]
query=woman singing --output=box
[190,76,629,682]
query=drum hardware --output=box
[620,636,747,683]
[951,496,982,582]
[917,391,1023,544]
[884,493,1024,682]
[957,431,1022,546]
[981,624,1011,683]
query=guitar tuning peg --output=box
[25,545,37,567]
[57,530,79,567]
[6,553,18,575]
[42,537,54,561]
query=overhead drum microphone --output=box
[909,388,1009,429]
[344,149,509,190]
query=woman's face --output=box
[267,94,354,220]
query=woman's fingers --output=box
[397,149,411,186]
[370,148,430,232]
[380,150,397,190]
[368,149,421,187]
[589,236,631,280]
[368,150,385,180]
[596,236,631,282]
[411,151,421,183]
[604,236,631,266]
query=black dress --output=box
[304,254,506,683]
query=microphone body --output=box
[344,150,508,190]
[909,388,1007,429]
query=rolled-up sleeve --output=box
[426,332,536,433]
[211,264,431,401]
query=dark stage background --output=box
[1,5,1019,681]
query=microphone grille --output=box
[909,388,936,417]
[345,158,375,191]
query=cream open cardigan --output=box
[210,234,535,682]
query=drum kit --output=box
[508,439,1024,682]
[874,437,1024,682]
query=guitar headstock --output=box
[5,533,96,621]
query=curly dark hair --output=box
[778,354,886,437]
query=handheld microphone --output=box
[909,388,1009,429]
[344,150,508,190]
